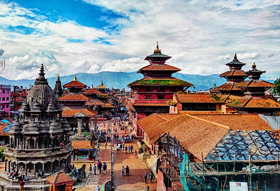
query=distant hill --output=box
[0,71,273,91]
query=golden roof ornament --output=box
[234,53,237,59]
[57,74,60,80]
[74,75,77,81]
[154,42,161,54]
[252,63,256,69]
[91,84,94,89]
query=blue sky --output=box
[0,0,279,80]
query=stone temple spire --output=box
[35,64,48,85]
[54,74,63,98]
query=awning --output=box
[72,140,93,150]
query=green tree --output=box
[273,77,280,95]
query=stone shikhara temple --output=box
[1,64,72,190]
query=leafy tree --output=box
[273,77,280,95]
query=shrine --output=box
[0,64,72,190]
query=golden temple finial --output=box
[91,84,94,89]
[74,75,77,81]
[252,63,256,69]
[40,63,44,72]
[57,74,60,80]
[101,80,103,85]
[234,53,237,59]
[154,42,161,54]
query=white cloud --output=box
[0,0,279,82]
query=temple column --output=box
[50,162,53,172]
[35,138,38,149]
[25,163,27,175]
[42,163,45,172]
[25,138,27,149]
[42,138,45,149]
[27,138,30,149]
[4,160,6,172]
[8,161,10,173]
[33,163,36,174]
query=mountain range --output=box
[0,71,273,91]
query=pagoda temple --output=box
[226,63,280,115]
[0,64,72,190]
[54,75,63,98]
[58,76,96,129]
[127,43,193,135]
[215,54,248,95]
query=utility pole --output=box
[111,118,115,191]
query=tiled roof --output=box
[97,93,110,98]
[175,93,227,103]
[226,96,280,109]
[46,172,73,185]
[85,99,104,106]
[237,80,275,88]
[193,114,273,131]
[157,115,229,160]
[63,81,87,88]
[220,70,247,77]
[0,124,10,136]
[62,108,97,117]
[178,111,223,114]
[137,64,181,73]
[128,77,193,87]
[72,140,93,150]
[215,82,242,91]
[58,94,89,101]
[83,88,101,95]
[137,113,168,142]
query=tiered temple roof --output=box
[215,54,247,95]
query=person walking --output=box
[89,164,92,174]
[98,161,102,174]
[126,165,129,176]
[125,145,128,154]
[131,145,133,153]
[144,172,148,184]
[96,185,100,191]
[149,172,153,183]
[97,142,100,150]
[105,142,107,149]
[128,145,131,153]
[103,162,107,175]
[134,150,137,158]
[121,166,124,176]
[93,163,97,175]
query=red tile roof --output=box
[83,88,101,95]
[237,80,275,88]
[71,140,93,150]
[58,94,89,101]
[101,103,114,108]
[62,108,97,117]
[175,93,227,103]
[137,64,181,73]
[46,172,73,185]
[193,114,272,130]
[63,80,87,88]
[133,99,169,107]
[85,99,104,106]
[215,82,242,91]
[226,96,280,109]
[220,70,247,77]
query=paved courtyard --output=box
[77,120,157,191]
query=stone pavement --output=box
[77,119,157,191]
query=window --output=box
[6,105,8,108]
[2,90,4,94]
[6,97,8,101]
[2,97,4,101]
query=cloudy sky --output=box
[0,0,279,80]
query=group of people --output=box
[121,165,130,176]
[89,160,107,175]
[144,172,154,184]
[116,142,135,154]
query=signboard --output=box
[230,182,248,191]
